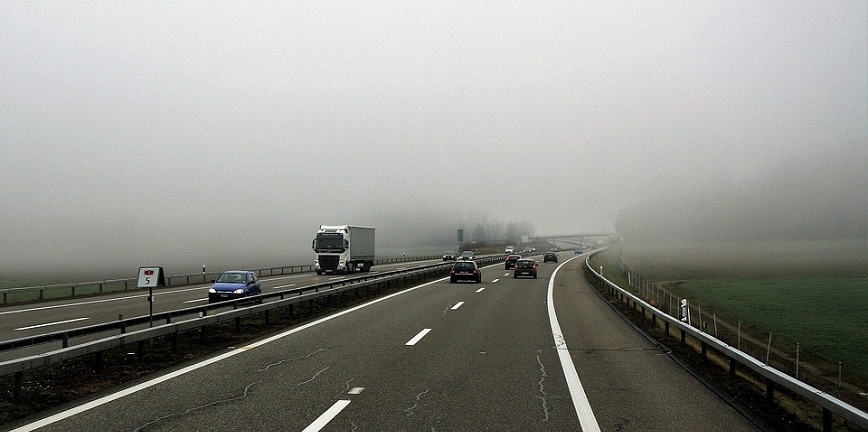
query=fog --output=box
[1,2,865,281]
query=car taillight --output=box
[450,269,456,275]
[473,269,478,274]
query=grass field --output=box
[675,277,868,373]
[592,239,868,376]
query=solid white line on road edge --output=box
[9,275,450,432]
[0,286,208,316]
[302,400,351,432]
[548,256,601,432]
[451,302,464,310]
[405,329,431,345]
[15,317,89,331]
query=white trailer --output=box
[312,225,375,274]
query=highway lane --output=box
[5,252,763,431]
[0,259,442,342]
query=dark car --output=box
[443,250,457,261]
[457,250,475,261]
[504,254,521,269]
[543,252,558,263]
[450,260,482,283]
[513,258,538,278]
[208,270,262,303]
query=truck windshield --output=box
[314,234,345,252]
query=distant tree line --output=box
[615,140,867,242]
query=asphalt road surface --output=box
[0,260,438,343]
[4,253,763,431]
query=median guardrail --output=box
[0,255,502,402]
[0,256,438,305]
[584,254,868,432]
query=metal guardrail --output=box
[0,256,438,305]
[584,254,868,432]
[0,256,503,400]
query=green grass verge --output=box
[673,277,868,374]
[589,240,868,375]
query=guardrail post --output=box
[13,372,23,402]
[765,378,774,402]
[701,341,708,361]
[119,314,126,334]
[823,408,832,432]
[728,358,737,380]
[95,351,104,373]
[62,332,69,348]
[172,331,179,353]
[137,341,145,361]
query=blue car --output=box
[208,270,262,303]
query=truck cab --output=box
[312,225,375,274]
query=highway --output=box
[0,260,436,343]
[3,253,764,431]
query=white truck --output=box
[312,225,375,274]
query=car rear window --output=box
[455,263,474,270]
[516,260,534,268]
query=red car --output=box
[513,259,538,278]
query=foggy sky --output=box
[2,2,866,279]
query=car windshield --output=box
[217,273,246,283]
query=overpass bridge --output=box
[531,232,620,248]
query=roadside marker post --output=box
[137,266,165,327]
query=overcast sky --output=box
[1,1,866,278]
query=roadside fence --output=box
[600,258,867,428]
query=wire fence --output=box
[617,262,868,412]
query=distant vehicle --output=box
[543,252,558,263]
[505,246,515,254]
[450,260,482,283]
[513,259,538,278]
[574,246,583,254]
[208,270,262,303]
[312,225,375,274]
[504,254,521,269]
[442,250,457,261]
[458,251,475,261]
